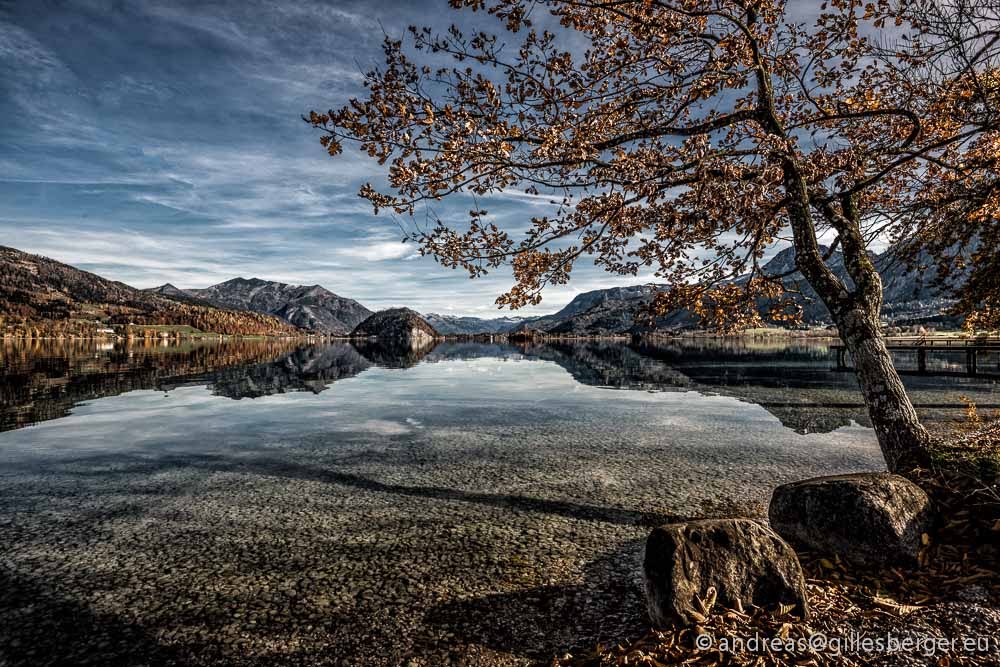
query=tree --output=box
[889,1,1000,332]
[308,0,999,473]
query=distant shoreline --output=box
[3,328,977,343]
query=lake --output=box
[1,338,997,665]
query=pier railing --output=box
[832,336,1000,376]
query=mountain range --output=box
[0,243,967,339]
[148,278,371,335]
[477,245,965,336]
[422,313,528,335]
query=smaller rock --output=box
[768,472,932,566]
[643,518,808,626]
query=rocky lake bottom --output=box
[1,339,997,665]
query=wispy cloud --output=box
[0,0,666,317]
[336,240,416,262]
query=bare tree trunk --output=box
[778,139,934,475]
[834,306,933,474]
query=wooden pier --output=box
[832,336,1000,376]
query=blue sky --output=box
[0,0,672,316]
[1,1,847,317]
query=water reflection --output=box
[2,337,998,434]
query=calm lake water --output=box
[0,338,997,665]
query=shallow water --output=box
[0,338,997,664]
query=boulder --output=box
[643,518,809,626]
[768,472,932,566]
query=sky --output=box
[0,0,849,317]
[0,0,679,317]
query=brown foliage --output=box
[307,0,998,331]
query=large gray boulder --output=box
[768,472,932,566]
[643,519,809,626]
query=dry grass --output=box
[928,411,1000,484]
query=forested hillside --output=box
[0,247,300,337]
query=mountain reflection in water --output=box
[2,337,997,434]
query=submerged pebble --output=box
[0,346,890,665]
